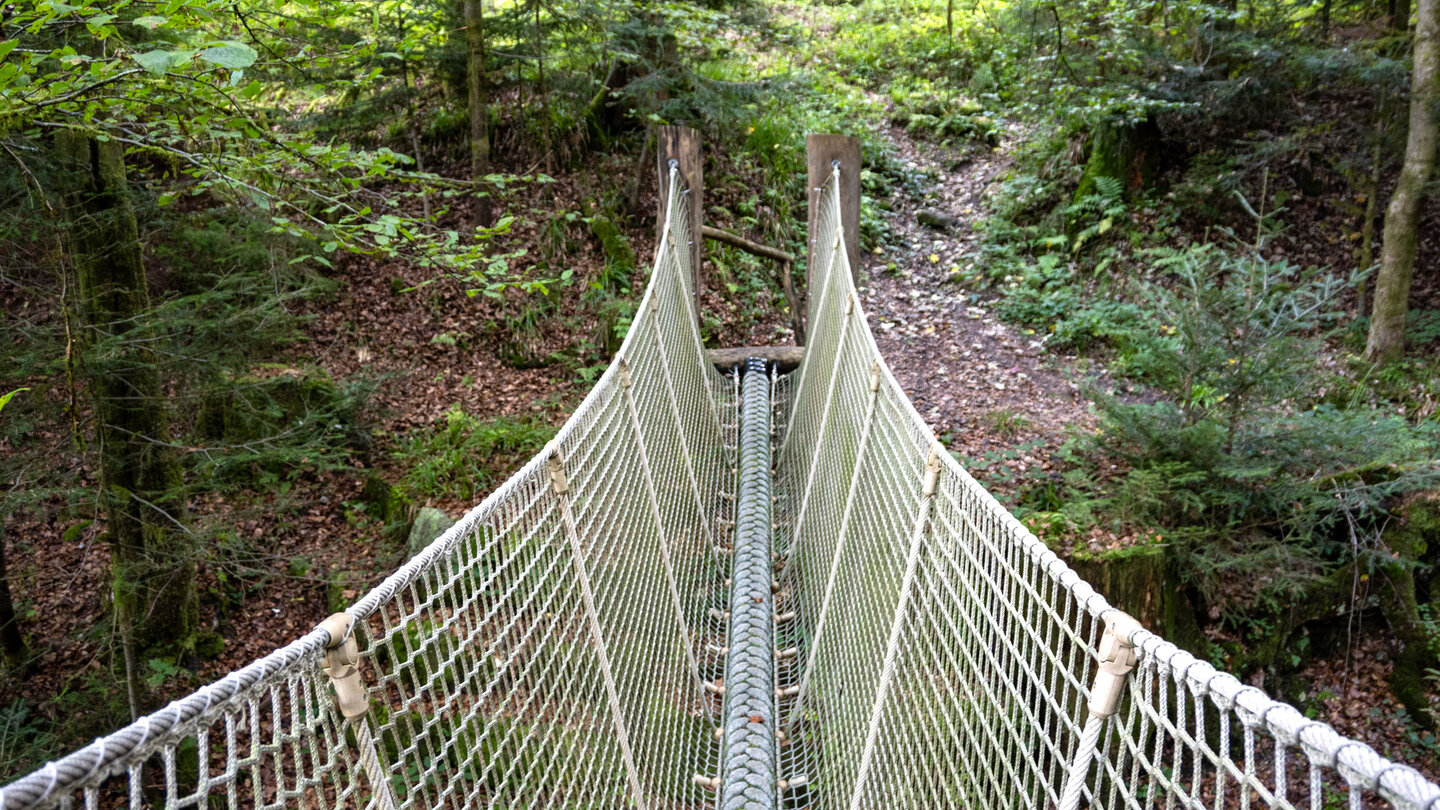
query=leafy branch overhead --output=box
[0,0,532,290]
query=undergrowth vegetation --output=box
[395,407,556,503]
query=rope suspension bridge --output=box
[4,129,1439,810]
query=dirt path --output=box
[856,128,1098,492]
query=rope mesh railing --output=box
[5,154,1440,810]
[769,167,1440,810]
[0,167,733,810]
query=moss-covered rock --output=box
[588,213,636,278]
[407,507,455,560]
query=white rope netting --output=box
[0,170,732,810]
[3,162,1438,810]
[769,168,1440,810]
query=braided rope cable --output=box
[719,358,779,810]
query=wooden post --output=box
[806,134,862,289]
[656,125,704,298]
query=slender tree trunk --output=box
[396,9,431,220]
[0,522,26,666]
[1394,0,1413,28]
[465,0,491,227]
[628,123,652,213]
[55,134,197,668]
[532,0,553,175]
[1357,107,1385,316]
[947,0,954,37]
[1366,0,1437,363]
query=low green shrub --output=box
[396,407,556,502]
[1060,245,1440,613]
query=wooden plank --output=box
[806,134,862,289]
[656,125,704,298]
[706,346,806,374]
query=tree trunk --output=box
[1365,0,1437,363]
[465,0,491,227]
[55,133,197,666]
[0,521,26,666]
[1357,107,1385,316]
[396,8,430,221]
[533,0,553,175]
[1394,0,1413,29]
[1377,494,1440,730]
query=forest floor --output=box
[858,125,1098,484]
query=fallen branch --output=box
[701,225,795,264]
[700,225,806,344]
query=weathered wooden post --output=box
[806,134,862,289]
[656,124,704,298]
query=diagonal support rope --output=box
[783,290,854,557]
[645,312,722,554]
[616,357,709,696]
[846,442,943,810]
[548,445,648,810]
[785,359,882,728]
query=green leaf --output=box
[132,15,167,29]
[198,41,257,70]
[132,49,178,75]
[0,387,27,415]
[0,40,18,61]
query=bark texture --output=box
[55,133,197,660]
[1366,0,1437,363]
[0,522,25,665]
